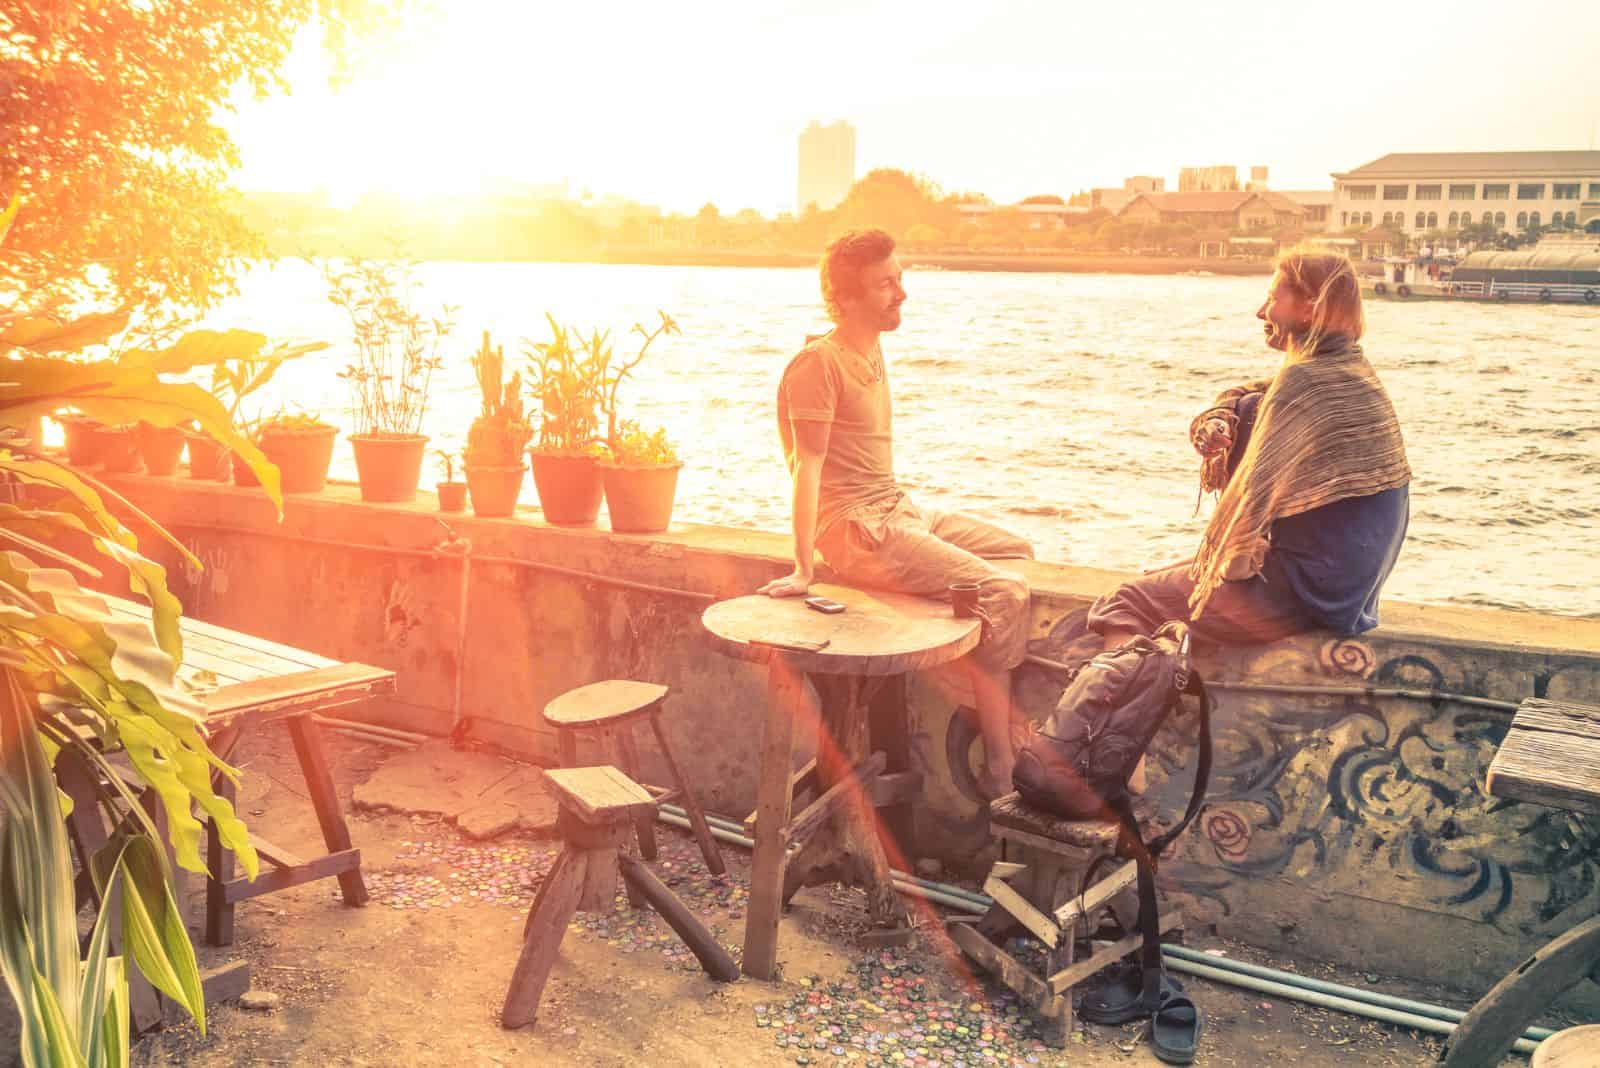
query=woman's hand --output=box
[758,568,812,597]
[1193,416,1234,457]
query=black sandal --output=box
[1079,963,1183,1026]
[1150,989,1203,1064]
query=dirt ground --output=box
[76,728,1571,1067]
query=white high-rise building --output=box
[797,121,856,213]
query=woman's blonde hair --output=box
[1275,248,1365,351]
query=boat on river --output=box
[1361,246,1600,304]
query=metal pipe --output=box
[311,715,427,743]
[1022,654,1521,713]
[1162,945,1556,1042]
[1162,956,1540,1056]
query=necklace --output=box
[833,334,883,383]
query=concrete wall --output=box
[98,474,1600,993]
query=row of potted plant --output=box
[51,262,687,533]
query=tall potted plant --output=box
[525,317,606,525]
[234,412,339,493]
[596,311,682,533]
[462,332,532,518]
[327,259,454,502]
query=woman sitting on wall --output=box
[1091,249,1412,650]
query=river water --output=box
[203,260,1600,618]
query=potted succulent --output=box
[235,412,339,493]
[435,449,467,513]
[525,317,606,525]
[600,420,682,533]
[134,420,186,475]
[327,259,454,503]
[462,332,533,518]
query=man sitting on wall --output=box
[1092,248,1412,651]
[760,228,1034,800]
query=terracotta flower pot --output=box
[350,433,429,503]
[134,423,186,476]
[231,450,261,487]
[184,432,229,480]
[61,417,105,467]
[437,480,468,513]
[464,465,524,518]
[260,424,339,494]
[95,426,142,474]
[529,451,603,526]
[600,462,682,534]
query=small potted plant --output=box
[236,412,339,493]
[327,259,454,502]
[462,332,533,518]
[525,317,606,525]
[600,420,682,533]
[95,423,142,474]
[596,311,682,533]
[57,412,105,467]
[134,420,186,476]
[435,449,467,513]
[193,341,320,481]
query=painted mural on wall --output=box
[932,604,1600,941]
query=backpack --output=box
[1012,621,1213,1006]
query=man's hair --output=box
[820,229,896,323]
[1275,248,1365,349]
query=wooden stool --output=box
[543,680,725,876]
[501,766,739,1029]
[948,793,1183,1047]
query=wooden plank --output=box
[104,594,337,671]
[203,662,396,726]
[993,822,1104,862]
[869,770,922,810]
[544,765,654,820]
[786,752,887,856]
[983,875,1059,948]
[988,861,1028,882]
[1046,910,1183,994]
[745,758,818,832]
[163,961,252,1027]
[647,713,725,876]
[223,849,362,903]
[743,656,803,980]
[206,772,238,945]
[1053,859,1139,929]
[1487,732,1600,816]
[989,793,1122,850]
[949,922,1053,1008]
[174,644,277,685]
[246,833,306,870]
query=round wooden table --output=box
[702,583,980,980]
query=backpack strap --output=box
[1146,672,1212,858]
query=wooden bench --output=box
[949,792,1182,1047]
[501,765,738,1029]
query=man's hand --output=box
[1193,416,1233,457]
[758,568,812,598]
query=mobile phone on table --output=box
[805,595,846,614]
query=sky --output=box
[228,0,1600,215]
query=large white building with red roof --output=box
[1330,151,1600,235]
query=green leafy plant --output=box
[325,259,456,438]
[464,331,533,467]
[598,310,679,459]
[254,411,335,440]
[524,317,605,456]
[606,419,678,467]
[0,197,269,1066]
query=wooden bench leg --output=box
[503,848,590,1029]
[743,656,804,980]
[613,726,658,862]
[619,854,738,981]
[286,713,368,907]
[205,771,238,946]
[648,711,726,876]
[557,727,577,769]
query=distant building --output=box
[1125,176,1165,194]
[1279,190,1332,232]
[1329,151,1600,236]
[797,121,856,212]
[1117,191,1304,230]
[956,200,1091,229]
[1178,166,1240,192]
[1245,165,1270,191]
[1090,175,1165,212]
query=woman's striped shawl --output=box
[1188,338,1410,619]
